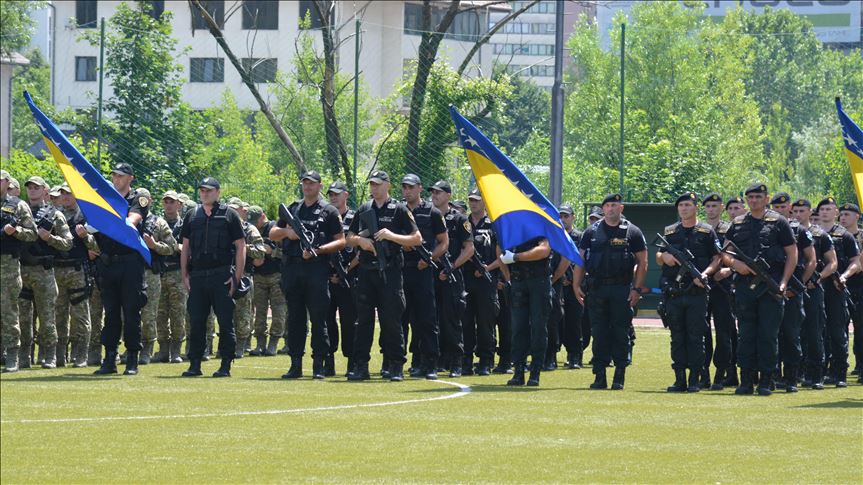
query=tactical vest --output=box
[283,200,332,259]
[729,211,786,269]
[660,222,714,284]
[510,237,550,281]
[56,207,88,262]
[145,214,164,274]
[808,224,828,266]
[21,203,59,265]
[356,199,403,269]
[162,215,183,271]
[188,203,234,270]
[789,220,810,275]
[405,200,437,263]
[585,220,634,281]
[0,196,22,256]
[256,220,282,275]
[827,224,851,272]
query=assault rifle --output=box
[279,203,317,258]
[357,209,388,285]
[653,233,710,292]
[720,240,784,301]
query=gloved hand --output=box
[500,250,516,265]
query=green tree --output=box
[487,65,550,154]
[0,1,47,56]
[11,49,51,151]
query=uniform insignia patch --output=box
[463,220,472,232]
[139,196,150,208]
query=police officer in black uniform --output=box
[657,192,721,393]
[722,184,797,396]
[429,180,474,378]
[702,193,737,389]
[325,181,358,377]
[179,177,246,378]
[545,238,572,371]
[346,171,420,381]
[573,193,648,390]
[463,188,501,376]
[816,197,860,387]
[770,192,816,392]
[93,163,149,376]
[559,204,584,369]
[400,174,448,379]
[269,171,345,380]
[837,203,863,382]
[792,198,836,389]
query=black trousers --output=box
[802,284,826,376]
[588,284,634,369]
[282,261,330,358]
[463,273,499,363]
[665,291,708,371]
[510,275,551,370]
[496,284,512,364]
[435,272,465,364]
[401,264,440,362]
[779,292,804,369]
[98,255,146,353]
[187,266,235,361]
[823,285,850,374]
[353,265,406,364]
[545,281,564,362]
[708,285,736,373]
[326,279,356,359]
[735,280,784,373]
[850,287,863,370]
[561,284,584,358]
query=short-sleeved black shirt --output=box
[349,197,417,268]
[658,222,719,280]
[467,213,497,273]
[444,207,473,262]
[404,200,446,264]
[724,211,796,280]
[282,199,342,261]
[96,187,150,256]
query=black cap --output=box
[702,193,722,205]
[300,170,321,183]
[401,173,421,186]
[816,197,837,211]
[558,204,574,215]
[840,203,860,214]
[588,206,603,219]
[602,193,622,205]
[468,188,482,200]
[744,183,768,195]
[452,200,466,210]
[112,163,134,176]
[725,195,744,208]
[198,176,220,190]
[791,199,811,208]
[428,180,452,194]
[327,181,347,194]
[368,170,390,183]
[770,192,792,205]
[675,192,698,206]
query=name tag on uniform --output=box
[610,238,627,246]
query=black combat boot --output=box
[492,357,513,374]
[835,369,848,388]
[449,357,462,378]
[527,367,541,387]
[423,357,438,380]
[667,369,687,393]
[282,357,303,379]
[182,359,203,377]
[93,350,118,375]
[324,354,336,377]
[475,358,491,376]
[784,366,798,393]
[699,367,711,389]
[3,348,19,373]
[123,352,139,375]
[722,365,739,387]
[687,369,700,393]
[380,359,391,379]
[390,361,404,382]
[810,366,824,390]
[611,366,626,390]
[710,368,725,391]
[312,355,325,380]
[735,368,754,395]
[461,355,475,376]
[590,368,608,390]
[507,364,526,386]
[757,371,773,396]
[344,358,355,378]
[347,361,370,381]
[213,357,232,377]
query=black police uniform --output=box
[507,237,552,384]
[94,189,148,368]
[436,207,472,371]
[181,203,244,363]
[776,219,813,386]
[280,199,342,373]
[348,197,417,377]
[707,218,737,387]
[494,274,513,373]
[463,213,500,374]
[846,228,863,376]
[561,227,585,367]
[659,221,719,390]
[579,219,646,377]
[326,207,357,375]
[801,222,831,385]
[724,209,795,392]
[822,222,858,383]
[401,200,446,374]
[544,249,564,370]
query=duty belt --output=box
[21,255,53,268]
[189,265,231,277]
[54,259,85,270]
[510,265,547,282]
[98,253,141,266]
[589,275,632,286]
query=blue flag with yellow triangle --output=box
[836,98,863,209]
[24,91,151,265]
[450,107,582,267]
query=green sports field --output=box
[2,329,861,484]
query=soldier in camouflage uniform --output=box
[7,176,21,198]
[54,184,99,367]
[19,176,74,368]
[227,198,265,358]
[250,206,288,356]
[1,170,37,372]
[155,190,187,363]
[137,189,178,364]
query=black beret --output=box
[770,192,792,205]
[791,199,811,208]
[725,196,744,209]
[602,193,623,205]
[702,193,722,205]
[675,192,698,206]
[744,183,768,195]
[839,203,860,214]
[816,197,837,211]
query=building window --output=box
[493,43,554,56]
[190,58,225,83]
[192,0,224,30]
[242,1,279,30]
[514,1,556,14]
[241,58,277,83]
[404,4,482,42]
[299,0,332,29]
[75,57,97,82]
[76,1,98,29]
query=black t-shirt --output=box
[467,213,498,274]
[844,228,863,288]
[349,197,418,268]
[404,200,446,264]
[658,222,719,280]
[282,199,342,261]
[96,187,150,256]
[444,207,473,262]
[180,204,245,269]
[578,221,647,253]
[724,211,796,280]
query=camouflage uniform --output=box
[252,218,287,356]
[1,181,37,373]
[54,202,98,367]
[19,199,73,368]
[139,212,177,364]
[156,207,187,363]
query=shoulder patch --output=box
[733,215,746,224]
[663,223,678,235]
[139,196,150,208]
[463,220,471,232]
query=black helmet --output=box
[233,276,252,299]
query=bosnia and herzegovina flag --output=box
[24,91,151,264]
[836,98,863,209]
[450,107,583,267]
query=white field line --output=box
[0,380,471,425]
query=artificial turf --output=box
[1,328,861,484]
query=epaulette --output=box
[830,224,847,237]
[732,214,746,224]
[763,210,779,222]
[695,221,712,233]
[809,224,824,236]
[663,222,679,235]
[717,220,731,233]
